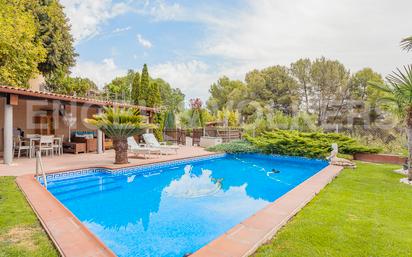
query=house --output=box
[0,85,157,164]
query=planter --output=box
[353,153,407,165]
[185,137,193,146]
[199,136,222,148]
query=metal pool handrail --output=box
[36,150,48,188]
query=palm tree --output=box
[370,65,412,180]
[401,36,412,52]
[85,107,156,164]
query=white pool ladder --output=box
[36,150,48,188]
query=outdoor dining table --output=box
[23,136,62,158]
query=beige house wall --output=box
[0,97,99,152]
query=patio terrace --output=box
[0,146,213,176]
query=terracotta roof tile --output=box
[0,85,157,112]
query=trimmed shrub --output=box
[207,140,261,154]
[244,130,380,159]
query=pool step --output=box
[47,175,121,190]
[49,177,124,200]
[55,182,122,202]
[47,173,116,188]
[49,177,122,194]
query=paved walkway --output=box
[0,146,214,176]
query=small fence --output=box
[163,127,242,146]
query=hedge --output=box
[207,140,261,154]
[244,130,380,159]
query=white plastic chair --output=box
[14,136,31,158]
[37,135,55,157]
[53,135,64,155]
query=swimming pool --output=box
[43,154,328,257]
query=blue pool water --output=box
[44,154,328,257]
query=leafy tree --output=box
[103,70,135,100]
[310,57,350,125]
[291,59,312,113]
[131,72,141,105]
[0,0,46,87]
[28,0,76,76]
[401,36,412,52]
[139,64,150,105]
[246,65,299,115]
[154,78,185,112]
[349,68,385,123]
[370,65,412,180]
[85,107,155,164]
[45,71,97,96]
[207,76,246,111]
[350,68,383,100]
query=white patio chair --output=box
[37,135,54,157]
[26,134,40,138]
[14,136,31,158]
[127,137,161,159]
[53,135,64,155]
[142,133,179,155]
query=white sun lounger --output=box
[127,137,160,159]
[142,133,179,155]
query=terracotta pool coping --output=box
[37,151,218,175]
[17,155,343,257]
[16,174,116,257]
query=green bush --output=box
[207,140,261,154]
[245,130,380,159]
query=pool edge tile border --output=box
[16,174,117,257]
[41,152,219,176]
[191,164,343,257]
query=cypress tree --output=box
[147,82,162,107]
[140,64,150,106]
[131,72,140,105]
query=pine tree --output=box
[140,64,150,106]
[131,72,140,105]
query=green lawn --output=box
[0,177,58,257]
[255,162,412,257]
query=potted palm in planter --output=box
[85,107,156,164]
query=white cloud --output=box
[137,34,153,49]
[151,60,218,101]
[197,0,412,77]
[147,0,182,21]
[61,0,130,43]
[112,26,131,33]
[71,58,126,88]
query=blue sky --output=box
[61,0,412,101]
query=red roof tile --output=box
[0,85,157,112]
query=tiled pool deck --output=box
[1,146,213,176]
[15,151,343,257]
